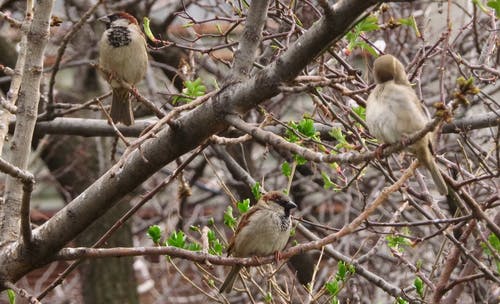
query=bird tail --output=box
[219,265,242,293]
[110,88,134,126]
[416,145,448,195]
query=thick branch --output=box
[229,0,270,80]
[1,0,54,246]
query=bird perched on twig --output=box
[219,191,296,293]
[366,54,448,195]
[98,12,148,126]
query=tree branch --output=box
[1,0,54,246]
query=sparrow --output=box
[98,12,148,126]
[366,54,448,195]
[219,191,296,293]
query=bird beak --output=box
[286,201,297,210]
[98,15,111,25]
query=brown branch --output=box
[3,281,40,304]
[1,0,54,246]
[225,114,440,165]
[55,161,418,266]
[229,0,271,80]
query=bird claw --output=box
[375,143,389,159]
[400,135,411,146]
[274,251,282,263]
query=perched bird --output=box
[219,191,296,293]
[98,12,148,125]
[366,54,448,195]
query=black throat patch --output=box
[279,214,290,232]
[107,26,131,48]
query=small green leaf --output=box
[7,289,15,304]
[167,230,186,248]
[355,15,379,32]
[337,261,347,281]
[187,243,201,251]
[297,118,316,138]
[209,238,224,255]
[264,292,273,303]
[352,106,366,121]
[147,225,162,244]
[189,225,200,232]
[487,0,500,16]
[395,297,409,304]
[347,264,356,274]
[282,161,292,177]
[224,206,237,229]
[488,233,500,251]
[294,154,307,165]
[172,78,207,104]
[252,183,262,200]
[142,17,156,43]
[386,235,411,251]
[207,217,215,226]
[292,13,303,27]
[286,121,300,142]
[325,280,339,295]
[321,172,335,190]
[237,198,250,214]
[414,277,424,298]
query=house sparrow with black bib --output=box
[99,12,148,126]
[366,54,448,195]
[219,191,296,293]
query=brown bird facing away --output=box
[99,12,148,126]
[366,54,448,195]
[219,191,296,293]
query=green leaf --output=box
[167,230,186,248]
[172,78,207,104]
[352,106,366,121]
[386,235,411,251]
[347,264,356,274]
[321,172,335,190]
[286,121,300,142]
[355,15,379,32]
[329,127,348,146]
[488,233,500,251]
[142,17,156,43]
[147,225,162,244]
[325,280,339,295]
[224,206,237,229]
[187,243,201,251]
[189,225,200,232]
[482,233,500,272]
[297,118,316,138]
[7,289,15,304]
[395,297,409,304]
[209,237,224,255]
[281,161,292,177]
[399,16,421,37]
[264,292,273,303]
[252,183,262,200]
[487,0,500,16]
[414,277,424,298]
[207,217,215,226]
[237,198,250,214]
[294,154,307,165]
[337,261,347,281]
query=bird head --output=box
[99,11,138,29]
[373,54,409,85]
[259,191,296,216]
